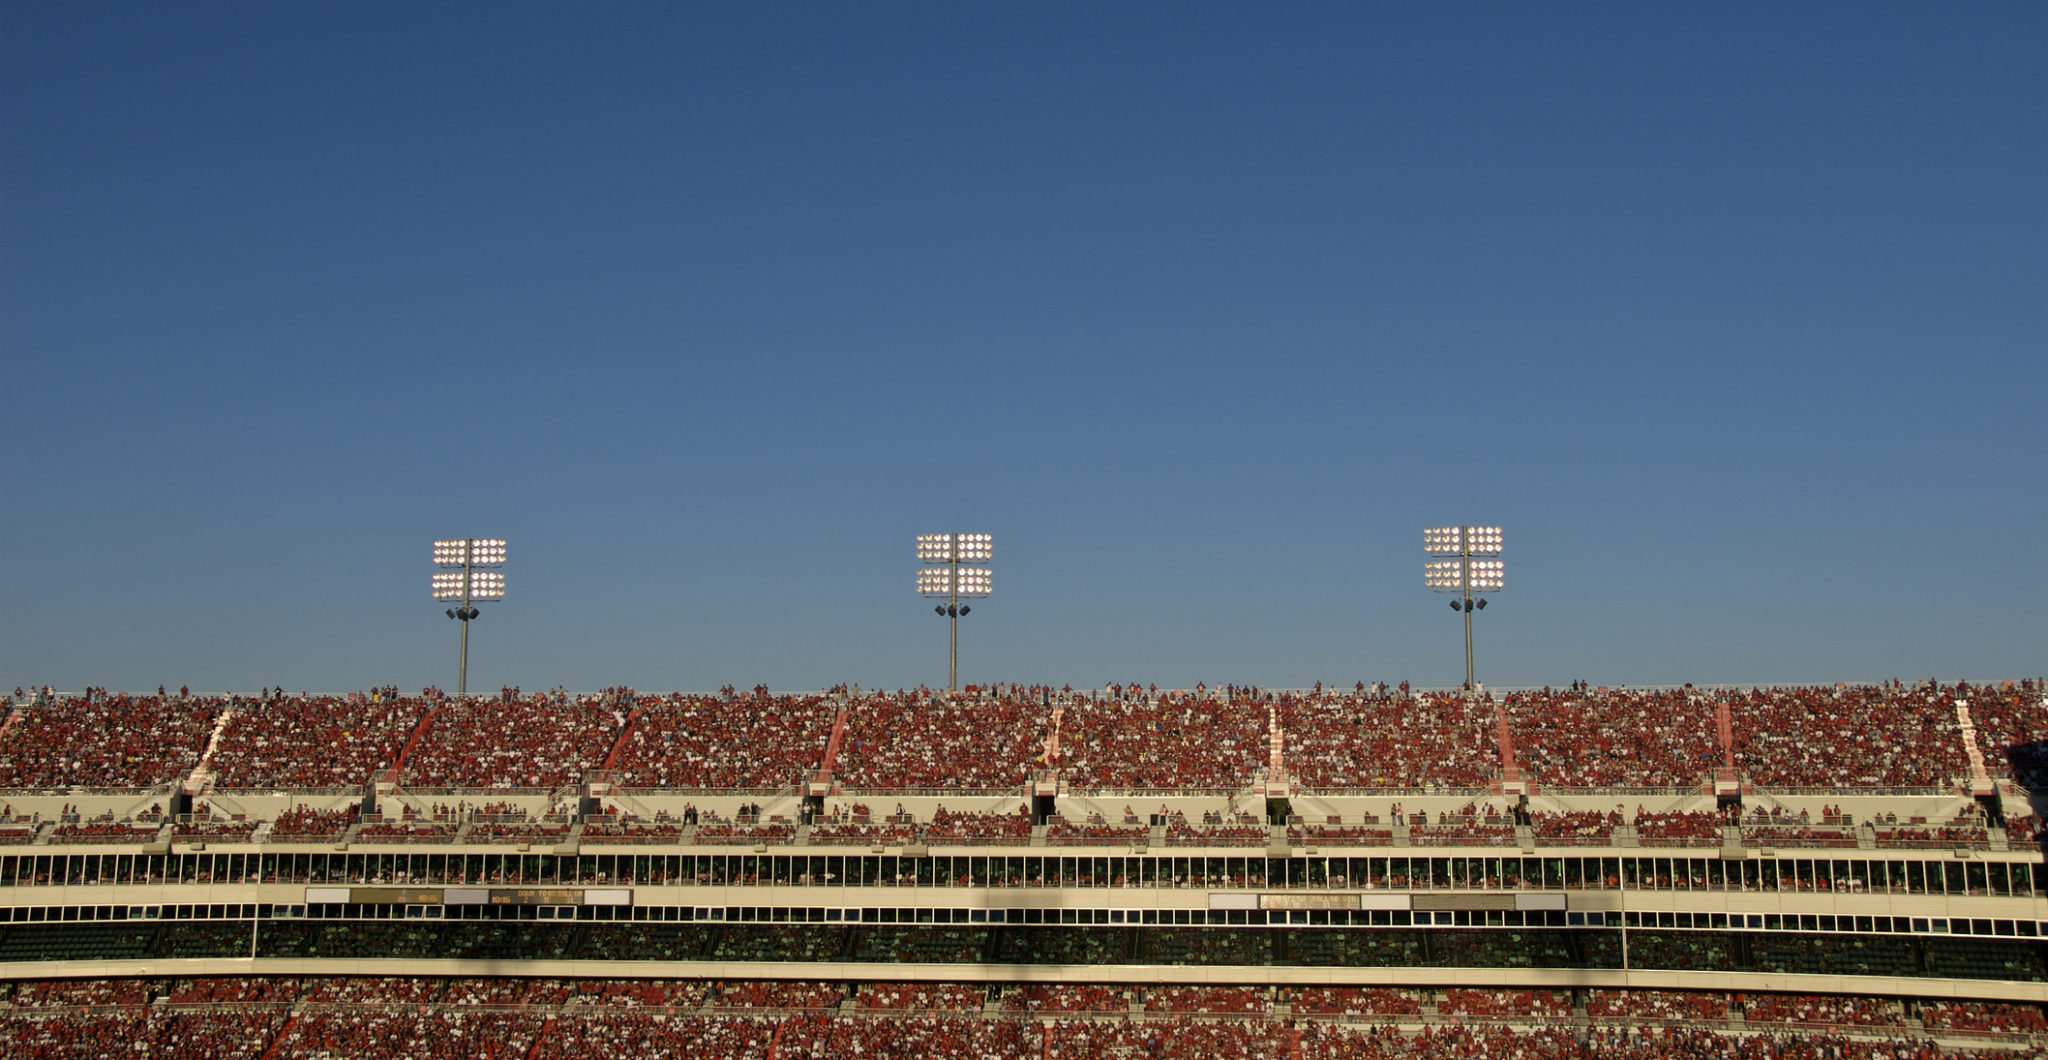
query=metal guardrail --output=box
[1304,788,1491,798]
[215,787,360,797]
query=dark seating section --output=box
[1924,938,2048,982]
[0,983,2040,1059]
[0,921,2035,987]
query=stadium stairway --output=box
[181,704,237,794]
[598,706,645,771]
[815,707,851,791]
[524,1015,555,1060]
[393,708,441,779]
[256,1013,296,1060]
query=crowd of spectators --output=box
[164,976,302,1006]
[1045,812,1149,845]
[4,978,151,1007]
[6,679,2033,796]
[1586,989,1730,1022]
[562,979,701,1008]
[580,814,687,842]
[1507,687,1719,788]
[1633,808,1728,844]
[208,693,431,789]
[1281,689,1497,789]
[404,692,622,789]
[694,819,796,843]
[1730,684,1971,788]
[532,1012,777,1060]
[998,984,1127,1013]
[608,692,834,789]
[836,693,1046,789]
[1061,691,1264,791]
[280,1008,550,1058]
[268,804,358,839]
[1581,1026,1960,1060]
[1180,811,1274,844]
[711,980,842,1009]
[0,692,218,788]
[172,805,258,841]
[1962,680,2044,783]
[1283,986,1425,1017]
[786,1011,1035,1059]
[1739,805,1858,848]
[1743,994,1906,1027]
[2,976,2040,1059]
[439,977,574,1007]
[50,819,160,842]
[1915,1000,2048,1035]
[922,806,1032,841]
[1142,985,1272,1015]
[809,820,917,844]
[1531,809,1619,842]
[0,1009,288,1059]
[302,976,443,1004]
[856,982,985,1011]
[355,814,459,841]
[1875,823,1990,849]
[1409,812,1517,846]
[1438,988,1573,1019]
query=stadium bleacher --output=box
[0,678,2041,1057]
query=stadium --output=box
[0,678,2042,1058]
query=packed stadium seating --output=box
[2,982,2039,1059]
[0,678,2042,1059]
[3,679,2036,793]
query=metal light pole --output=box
[1424,526,1504,694]
[916,533,992,692]
[432,538,507,697]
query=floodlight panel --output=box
[433,537,508,566]
[1423,560,1467,591]
[1464,526,1503,556]
[1423,527,1463,555]
[954,533,993,561]
[954,567,992,597]
[432,570,507,600]
[916,533,954,563]
[1468,559,1504,592]
[916,567,955,596]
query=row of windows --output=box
[2,901,2043,939]
[7,851,2040,897]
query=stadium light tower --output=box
[916,533,992,692]
[432,538,507,697]
[1424,525,1504,695]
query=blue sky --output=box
[3,4,2042,693]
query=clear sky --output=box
[3,4,2042,694]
